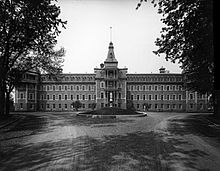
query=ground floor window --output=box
[65,104,67,109]
[47,104,50,108]
[101,103,104,108]
[59,104,61,108]
[53,104,55,108]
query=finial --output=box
[110,27,112,42]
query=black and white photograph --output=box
[0,0,217,170]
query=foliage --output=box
[71,100,82,111]
[136,0,213,95]
[90,103,96,110]
[126,100,135,111]
[0,0,67,117]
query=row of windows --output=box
[41,94,96,101]
[129,94,183,101]
[42,103,91,109]
[128,85,183,91]
[127,76,182,82]
[40,85,95,91]
[41,75,95,82]
[135,103,183,110]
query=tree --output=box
[0,0,67,118]
[137,0,215,115]
[71,100,82,111]
[90,103,96,110]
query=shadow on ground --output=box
[167,114,220,143]
[0,131,209,171]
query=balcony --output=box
[104,86,120,91]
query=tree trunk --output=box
[5,92,10,116]
[0,86,6,119]
[214,90,220,119]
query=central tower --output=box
[94,41,127,109]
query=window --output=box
[59,104,61,108]
[149,95,152,100]
[53,95,56,100]
[155,86,158,91]
[53,86,55,91]
[179,94,182,100]
[173,95,176,100]
[82,95,85,100]
[172,104,176,109]
[190,103,193,109]
[47,95,50,100]
[47,86,50,91]
[77,95,79,100]
[137,95,140,101]
[101,92,104,99]
[47,104,50,108]
[71,86,73,90]
[100,82,104,88]
[131,86,133,91]
[137,104,139,109]
[88,95,91,100]
[53,104,55,108]
[65,104,67,109]
[155,104,158,109]
[189,93,193,100]
[161,104,163,109]
[137,86,139,91]
[143,85,145,91]
[65,95,68,100]
[167,86,170,91]
[59,86,61,91]
[118,93,121,99]
[71,95,73,100]
[199,103,203,109]
[143,95,146,100]
[65,86,67,91]
[161,85,163,91]
[20,93,24,99]
[167,104,170,109]
[101,103,104,108]
[30,93,33,100]
[155,94,158,100]
[179,104,182,109]
[20,103,23,109]
[167,95,170,100]
[161,95,163,100]
[59,95,62,100]
[172,85,175,91]
[76,86,79,91]
[131,94,134,100]
[149,86,151,91]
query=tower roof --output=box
[104,42,118,63]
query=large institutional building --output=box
[15,42,209,112]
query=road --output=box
[0,112,220,171]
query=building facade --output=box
[15,42,209,112]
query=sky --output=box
[55,0,182,74]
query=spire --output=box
[105,27,118,64]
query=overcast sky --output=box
[56,0,182,74]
